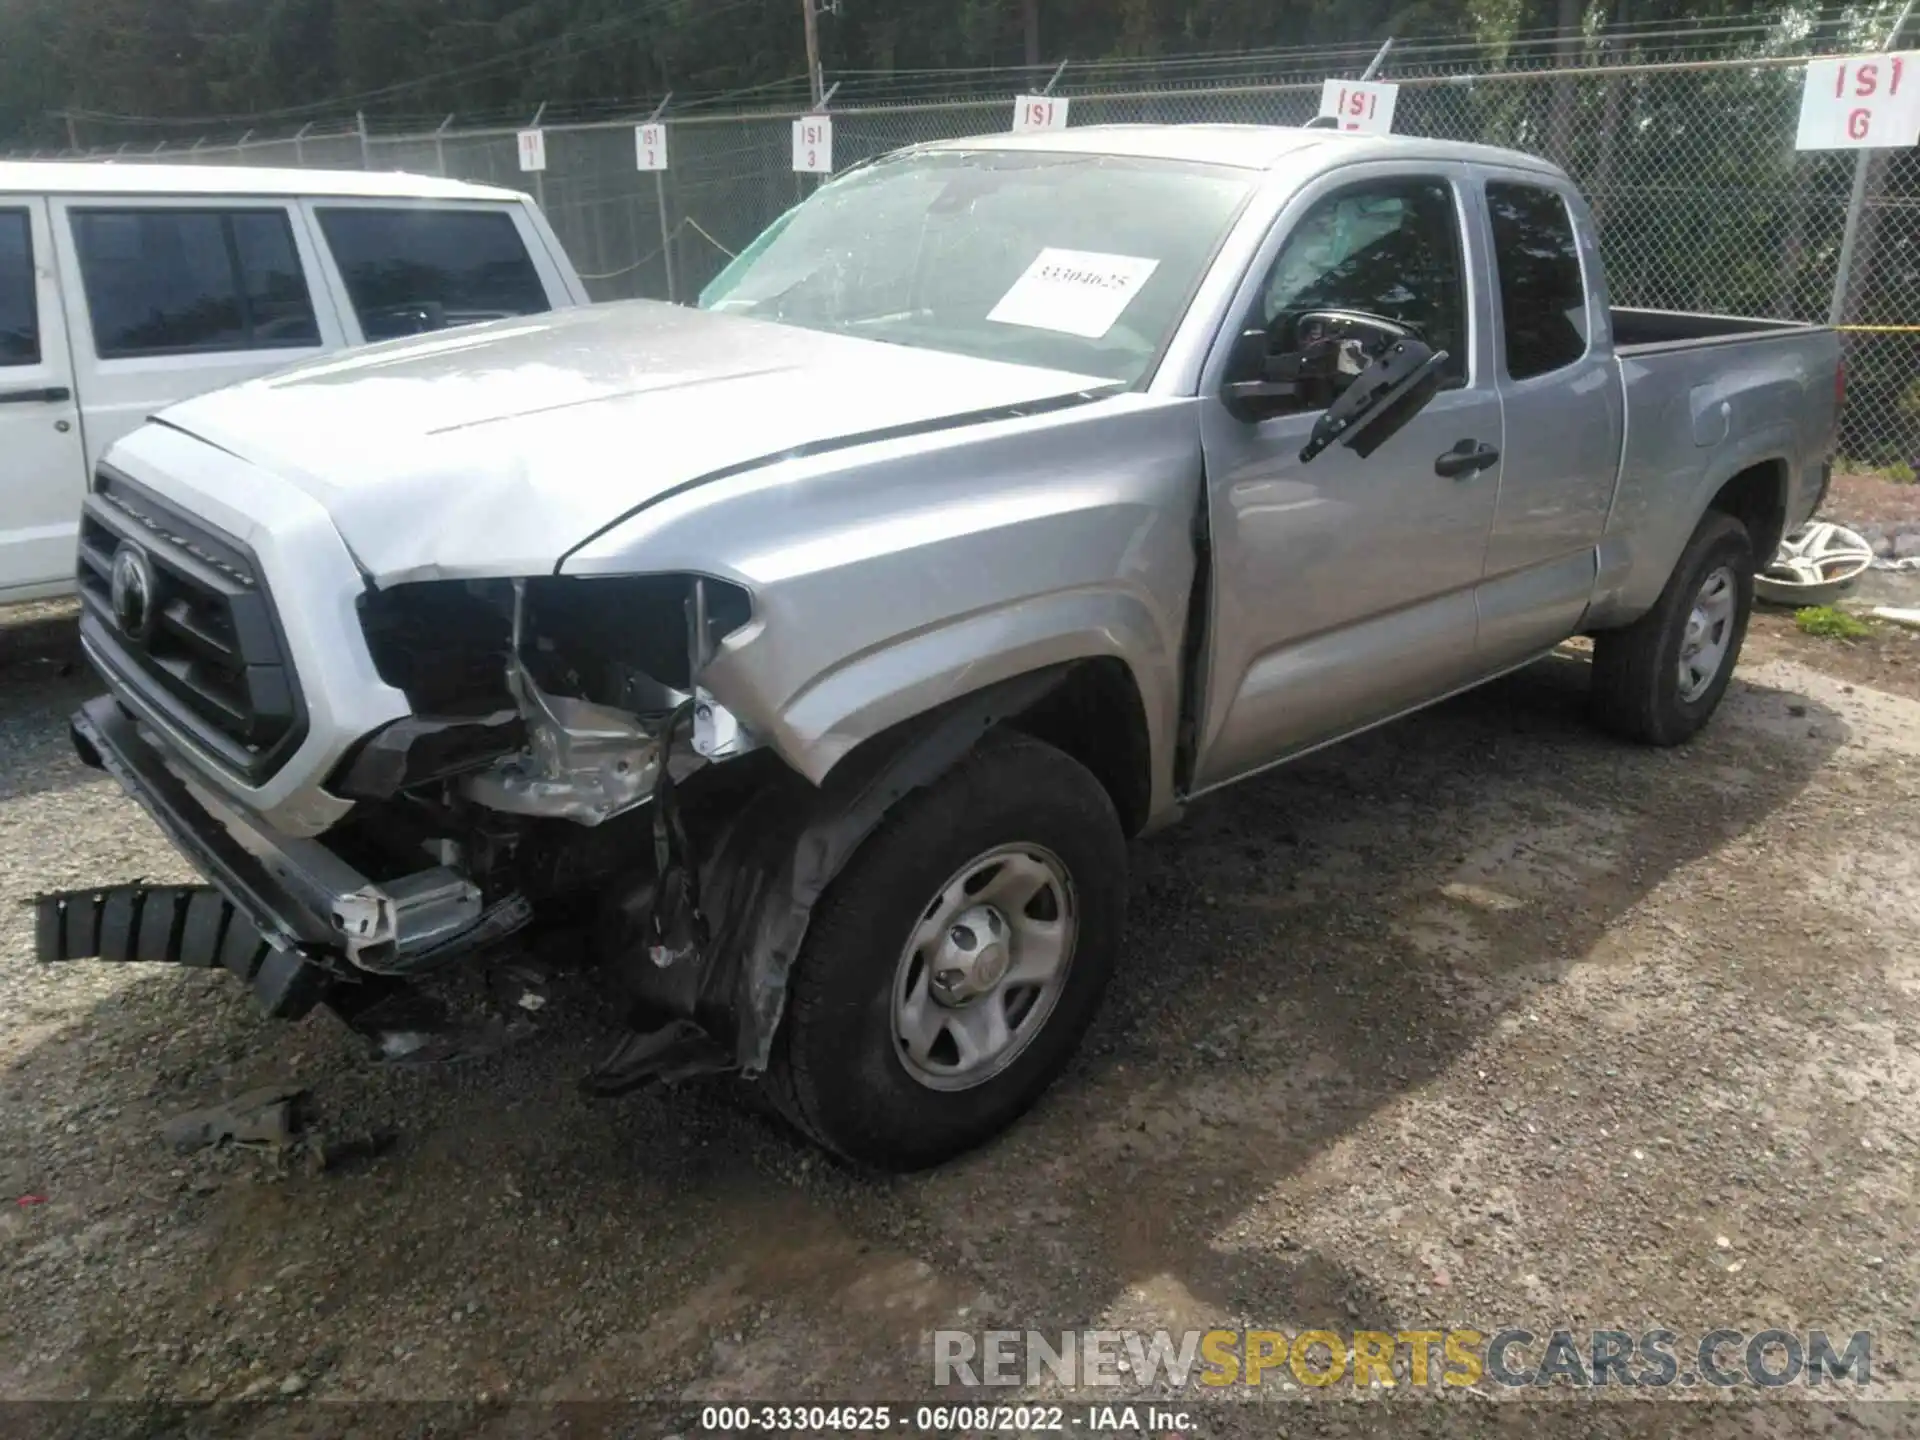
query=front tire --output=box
[1590,510,1755,746]
[763,730,1127,1170]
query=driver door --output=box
[1191,165,1503,791]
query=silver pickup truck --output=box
[39,125,1839,1169]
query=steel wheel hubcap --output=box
[1677,565,1737,704]
[891,844,1077,1092]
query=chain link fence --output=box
[48,52,1920,474]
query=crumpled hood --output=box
[150,300,1111,584]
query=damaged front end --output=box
[328,570,770,1062]
[47,570,761,1064]
[47,563,1065,1096]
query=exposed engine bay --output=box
[43,566,1069,1098]
[318,570,774,1075]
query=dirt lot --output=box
[2,600,1918,1437]
[1826,472,1920,532]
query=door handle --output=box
[0,386,72,405]
[1434,439,1500,478]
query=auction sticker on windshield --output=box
[987,248,1161,339]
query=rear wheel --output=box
[763,730,1127,1170]
[1590,510,1755,745]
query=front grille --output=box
[77,467,306,783]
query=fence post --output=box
[1826,0,1916,327]
[435,114,454,177]
[647,93,678,303]
[1828,154,1879,327]
[528,102,548,213]
[356,110,371,169]
[294,121,312,167]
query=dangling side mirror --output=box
[1222,309,1421,426]
[1299,337,1450,464]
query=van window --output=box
[0,209,39,366]
[71,208,319,359]
[316,207,550,342]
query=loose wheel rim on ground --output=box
[889,843,1078,1092]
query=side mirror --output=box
[1221,309,1419,425]
[1299,337,1450,463]
[1221,328,1304,421]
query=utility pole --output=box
[802,0,824,108]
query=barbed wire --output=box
[38,4,1903,143]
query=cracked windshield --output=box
[699,150,1252,383]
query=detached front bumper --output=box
[66,695,493,973]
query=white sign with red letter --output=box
[1012,94,1070,132]
[516,129,547,172]
[1317,78,1399,134]
[793,116,833,173]
[1796,53,1920,149]
[635,123,668,171]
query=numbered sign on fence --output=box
[1012,94,1070,132]
[793,116,833,173]
[516,129,547,172]
[1317,78,1399,134]
[1796,53,1920,149]
[635,123,668,171]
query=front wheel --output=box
[762,730,1127,1170]
[1590,510,1755,746]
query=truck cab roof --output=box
[920,122,1570,178]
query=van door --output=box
[0,198,86,599]
[49,198,344,475]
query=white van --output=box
[1,163,588,602]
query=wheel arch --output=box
[1704,456,1791,571]
[1590,446,1791,631]
[763,588,1178,834]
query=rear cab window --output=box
[0,209,38,366]
[315,206,551,342]
[1486,181,1590,379]
[70,207,319,359]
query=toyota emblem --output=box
[108,542,155,643]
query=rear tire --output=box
[1590,510,1754,746]
[763,730,1127,1170]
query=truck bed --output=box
[1612,307,1822,355]
[1589,305,1840,631]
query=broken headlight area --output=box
[347,572,757,822]
[323,571,761,1012]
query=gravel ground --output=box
[1825,473,1920,559]
[2,600,1917,1437]
[1828,473,1920,531]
